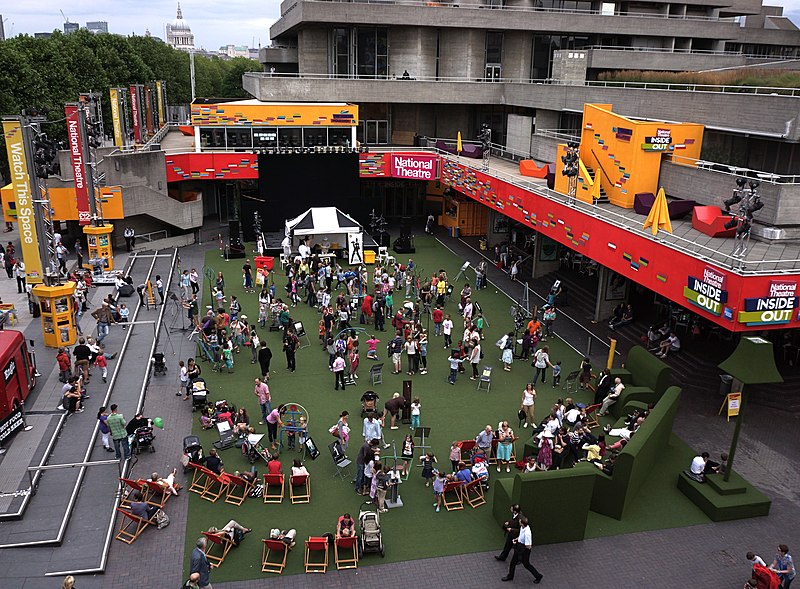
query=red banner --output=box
[64,105,92,225]
[389,153,439,180]
[130,85,141,143]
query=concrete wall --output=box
[439,28,485,79]
[529,132,562,163]
[552,50,588,82]
[297,28,327,74]
[588,48,747,72]
[534,109,560,132]
[260,46,299,65]
[388,27,439,79]
[503,30,532,80]
[506,113,533,155]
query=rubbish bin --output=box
[719,374,733,395]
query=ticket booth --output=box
[32,282,77,348]
[84,224,115,272]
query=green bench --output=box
[608,346,671,417]
[677,471,771,521]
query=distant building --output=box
[63,22,79,34]
[34,32,52,39]
[219,44,250,59]
[165,2,195,52]
[0,14,5,41]
[86,21,108,34]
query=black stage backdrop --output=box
[252,152,364,234]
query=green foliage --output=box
[597,68,800,92]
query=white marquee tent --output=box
[284,207,364,261]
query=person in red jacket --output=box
[432,306,444,336]
[57,348,72,383]
[361,294,374,324]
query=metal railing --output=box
[282,0,727,21]
[135,229,169,243]
[244,71,800,97]
[586,45,800,59]
[141,122,177,151]
[535,129,581,143]
[667,154,800,184]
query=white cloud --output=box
[3,0,280,49]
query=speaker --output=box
[399,217,412,238]
[401,380,412,422]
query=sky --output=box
[3,0,800,48]
[1,0,279,50]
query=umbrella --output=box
[590,175,601,203]
[643,187,672,235]
[457,131,463,154]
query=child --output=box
[199,413,214,430]
[474,313,485,340]
[442,314,453,348]
[432,469,446,512]
[410,397,421,431]
[449,441,462,473]
[178,360,188,397]
[447,351,463,385]
[230,296,241,321]
[56,348,71,383]
[456,340,466,373]
[366,335,380,360]
[420,452,437,487]
[259,304,268,329]
[552,360,562,388]
[400,434,414,476]
[213,287,225,306]
[297,416,308,448]
[95,349,109,383]
[118,304,129,329]
[222,346,234,373]
[286,418,296,450]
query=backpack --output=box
[155,509,170,529]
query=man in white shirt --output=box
[690,452,709,475]
[502,517,543,584]
[298,239,311,260]
[597,378,625,416]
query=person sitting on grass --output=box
[337,513,355,538]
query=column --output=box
[594,265,626,323]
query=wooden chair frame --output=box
[442,481,464,511]
[202,531,234,569]
[263,473,285,504]
[584,403,601,430]
[201,471,229,503]
[290,474,311,504]
[304,537,329,573]
[114,507,154,544]
[334,535,359,570]
[261,539,289,574]
[188,462,212,495]
[225,474,254,506]
[141,479,179,509]
[463,479,486,508]
[119,478,149,508]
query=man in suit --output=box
[495,504,523,562]
[502,517,544,584]
[593,368,612,405]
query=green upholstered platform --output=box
[677,471,771,521]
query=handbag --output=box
[155,509,170,529]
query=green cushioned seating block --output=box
[677,472,771,522]
[705,472,748,495]
[611,386,656,418]
[612,346,671,400]
[522,437,540,459]
[492,478,515,527]
[622,400,650,414]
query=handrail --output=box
[535,129,581,143]
[666,154,800,185]
[282,0,727,21]
[244,72,800,97]
[136,229,169,243]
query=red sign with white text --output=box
[129,85,141,143]
[64,105,92,225]
[389,153,439,181]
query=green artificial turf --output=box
[181,235,712,580]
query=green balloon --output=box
[153,417,164,429]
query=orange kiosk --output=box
[84,224,115,272]
[31,282,77,348]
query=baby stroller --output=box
[191,378,210,412]
[360,391,379,419]
[152,352,167,376]
[241,433,271,465]
[358,508,385,557]
[132,425,156,454]
[182,435,204,473]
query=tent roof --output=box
[286,207,361,235]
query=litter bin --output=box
[719,374,733,395]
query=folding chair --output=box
[584,403,601,430]
[305,536,329,573]
[114,507,154,544]
[290,474,311,504]
[334,535,358,570]
[119,478,149,508]
[263,473,285,504]
[225,474,254,506]
[188,462,212,495]
[377,246,389,265]
[202,531,234,569]
[488,439,499,465]
[459,440,476,455]
[463,479,486,508]
[442,481,464,511]
[564,370,581,393]
[476,366,492,391]
[141,479,180,509]
[201,471,229,503]
[369,363,384,386]
[262,538,289,574]
[328,441,352,480]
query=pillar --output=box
[531,235,560,279]
[594,265,627,323]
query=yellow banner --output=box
[2,119,43,283]
[109,88,124,147]
[156,81,165,127]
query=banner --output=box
[64,105,92,225]
[109,88,123,147]
[2,119,43,283]
[129,85,141,143]
[155,81,165,127]
[0,406,25,444]
[389,153,439,180]
[144,85,154,135]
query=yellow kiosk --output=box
[32,282,78,347]
[84,224,115,272]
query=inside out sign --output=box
[738,280,798,326]
[683,266,728,316]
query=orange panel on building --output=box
[1,184,124,223]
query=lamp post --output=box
[561,141,580,206]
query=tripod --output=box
[168,292,187,331]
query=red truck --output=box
[0,331,37,438]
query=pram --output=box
[358,509,385,557]
[191,378,210,412]
[360,391,380,418]
[132,425,156,454]
[182,435,204,473]
[152,352,167,376]
[241,433,271,465]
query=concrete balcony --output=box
[587,48,748,72]
[260,46,298,65]
[271,0,738,39]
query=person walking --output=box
[190,536,213,589]
[91,302,116,344]
[97,407,115,453]
[333,352,347,390]
[13,260,25,294]
[258,340,273,380]
[502,517,543,584]
[106,404,131,460]
[74,241,84,269]
[254,378,271,425]
[123,227,135,252]
[495,504,523,562]
[531,345,554,385]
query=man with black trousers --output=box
[495,504,523,562]
[283,327,298,373]
[502,516,543,584]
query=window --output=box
[226,128,252,149]
[358,120,389,145]
[329,128,351,146]
[356,27,388,78]
[200,127,225,148]
[253,129,278,148]
[333,28,350,76]
[486,32,503,66]
[600,2,615,15]
[302,127,327,147]
[278,128,301,148]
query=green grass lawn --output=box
[182,235,711,580]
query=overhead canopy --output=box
[718,336,783,385]
[285,207,362,248]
